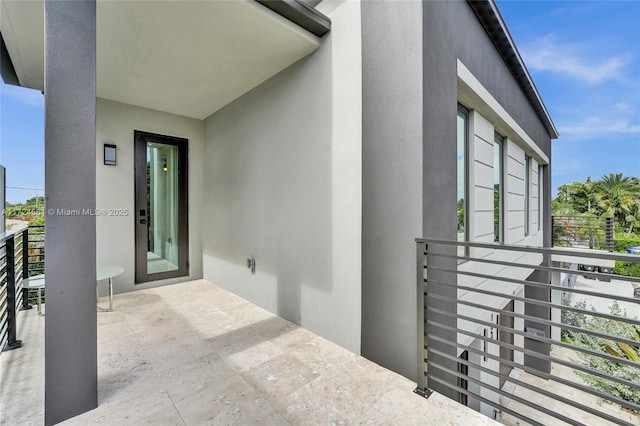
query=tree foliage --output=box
[562,300,640,411]
[6,196,44,219]
[554,174,640,237]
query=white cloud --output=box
[559,116,640,136]
[0,84,43,108]
[614,102,631,112]
[521,35,630,84]
[551,156,586,177]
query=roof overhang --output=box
[468,0,559,139]
[1,0,44,91]
[0,0,330,119]
[0,33,18,86]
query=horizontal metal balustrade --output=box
[26,225,45,306]
[0,226,31,353]
[416,238,640,426]
[552,215,614,251]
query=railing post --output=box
[21,228,32,310]
[414,240,431,397]
[4,235,21,351]
[605,217,614,252]
[551,215,555,247]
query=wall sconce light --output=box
[163,160,168,172]
[104,144,117,166]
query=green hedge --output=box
[614,236,640,253]
[613,261,640,278]
[613,237,640,277]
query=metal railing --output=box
[26,225,45,306]
[552,215,614,251]
[416,238,640,426]
[0,226,31,353]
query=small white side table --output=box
[22,267,124,314]
[96,266,124,312]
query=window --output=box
[524,156,531,236]
[538,165,543,232]
[493,133,504,243]
[457,105,468,255]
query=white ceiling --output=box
[1,0,320,119]
[1,0,45,91]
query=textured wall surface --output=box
[202,1,362,353]
[44,1,97,424]
[361,0,424,379]
[96,98,204,293]
[362,0,553,382]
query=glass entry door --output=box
[134,131,189,283]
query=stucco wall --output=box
[44,2,97,422]
[362,0,553,383]
[95,98,204,293]
[361,0,424,379]
[201,1,362,353]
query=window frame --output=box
[538,165,543,232]
[457,104,469,256]
[524,155,531,236]
[493,132,504,243]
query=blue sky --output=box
[0,1,639,203]
[497,0,640,193]
[0,83,44,204]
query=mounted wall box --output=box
[247,258,256,275]
[104,144,117,166]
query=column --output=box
[44,1,97,424]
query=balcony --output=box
[416,238,640,425]
[2,273,493,423]
[6,226,639,425]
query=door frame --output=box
[134,130,189,283]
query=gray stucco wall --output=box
[361,0,553,382]
[201,1,363,353]
[424,0,551,157]
[44,1,97,424]
[361,0,424,379]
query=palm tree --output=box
[596,173,640,235]
[624,202,640,237]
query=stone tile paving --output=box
[1,280,495,426]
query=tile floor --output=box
[1,280,495,426]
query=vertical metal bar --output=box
[415,241,431,397]
[21,228,32,310]
[22,228,29,280]
[551,215,555,247]
[4,235,21,351]
[108,277,113,312]
[605,217,614,252]
[483,328,488,361]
